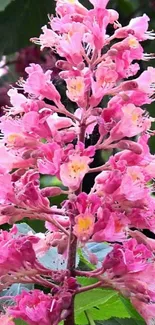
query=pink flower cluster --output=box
[0,0,155,324]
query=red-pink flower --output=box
[131,298,155,325]
[24,64,61,105]
[60,154,91,190]
[0,314,15,325]
[9,289,72,325]
[103,239,152,277]
[73,213,95,243]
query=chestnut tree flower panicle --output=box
[1,0,155,324]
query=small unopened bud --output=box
[108,9,119,23]
[31,150,42,158]
[122,81,138,91]
[41,187,62,197]
[117,140,143,154]
[57,236,68,254]
[1,206,16,216]
[115,27,135,38]
[22,150,34,159]
[56,60,72,70]
[89,252,98,265]
[70,13,84,22]
[59,71,70,79]
[93,107,103,116]
[12,168,26,181]
[108,49,118,57]
[77,62,85,70]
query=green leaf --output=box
[119,296,144,321]
[75,289,116,315]
[74,284,145,325]
[89,294,130,321]
[0,0,12,11]
[0,0,54,55]
[77,276,98,287]
[40,176,62,188]
[75,288,117,324]
[75,291,132,325]
[95,318,145,325]
[78,248,95,271]
[15,320,28,325]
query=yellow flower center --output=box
[128,169,143,182]
[131,112,139,123]
[7,133,22,143]
[67,77,84,98]
[77,215,93,232]
[69,161,87,175]
[128,37,139,49]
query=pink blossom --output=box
[0,314,15,325]
[0,229,38,276]
[75,192,101,215]
[24,64,61,105]
[103,239,152,276]
[8,88,28,115]
[60,154,91,190]
[135,66,155,94]
[0,0,155,322]
[56,0,88,17]
[9,289,72,325]
[75,108,97,136]
[73,213,95,243]
[34,25,59,50]
[93,208,129,242]
[38,142,63,176]
[119,166,148,201]
[58,32,84,66]
[114,14,150,41]
[89,0,109,9]
[110,104,151,141]
[66,76,85,102]
[96,62,118,86]
[83,8,109,50]
[131,298,155,325]
[0,146,34,173]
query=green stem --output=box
[85,310,96,325]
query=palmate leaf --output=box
[75,276,145,325]
[75,289,116,315]
[0,0,54,55]
[95,318,145,325]
[119,296,144,321]
[75,288,119,325]
[15,320,28,325]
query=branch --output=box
[88,164,110,174]
[76,281,103,294]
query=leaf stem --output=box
[85,310,96,325]
[76,281,103,294]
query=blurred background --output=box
[0,0,155,233]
